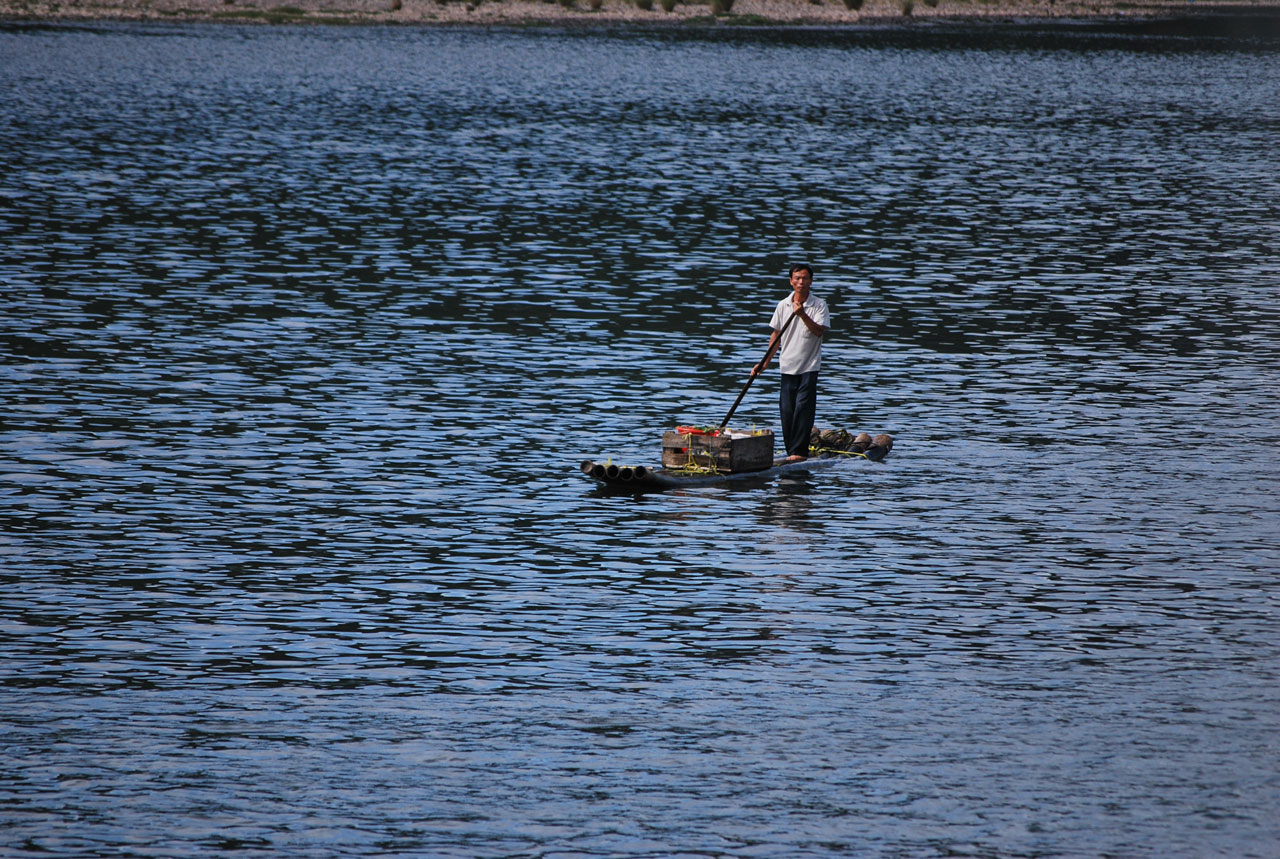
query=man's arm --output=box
[792,300,827,337]
[751,328,782,377]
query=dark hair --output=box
[789,263,814,277]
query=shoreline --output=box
[4,0,1280,27]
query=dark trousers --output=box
[779,371,819,457]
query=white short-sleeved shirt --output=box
[770,293,830,375]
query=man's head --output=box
[789,264,813,298]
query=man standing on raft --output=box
[751,264,830,462]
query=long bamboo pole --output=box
[717,310,799,432]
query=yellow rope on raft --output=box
[672,461,720,476]
[672,432,720,475]
[809,446,868,459]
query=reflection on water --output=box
[1,19,1279,858]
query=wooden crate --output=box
[661,430,774,473]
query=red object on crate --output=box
[675,425,720,437]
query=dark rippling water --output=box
[2,18,1278,857]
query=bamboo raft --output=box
[582,428,892,492]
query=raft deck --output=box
[581,429,892,493]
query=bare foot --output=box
[785,454,807,462]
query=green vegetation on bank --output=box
[197,0,854,23]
